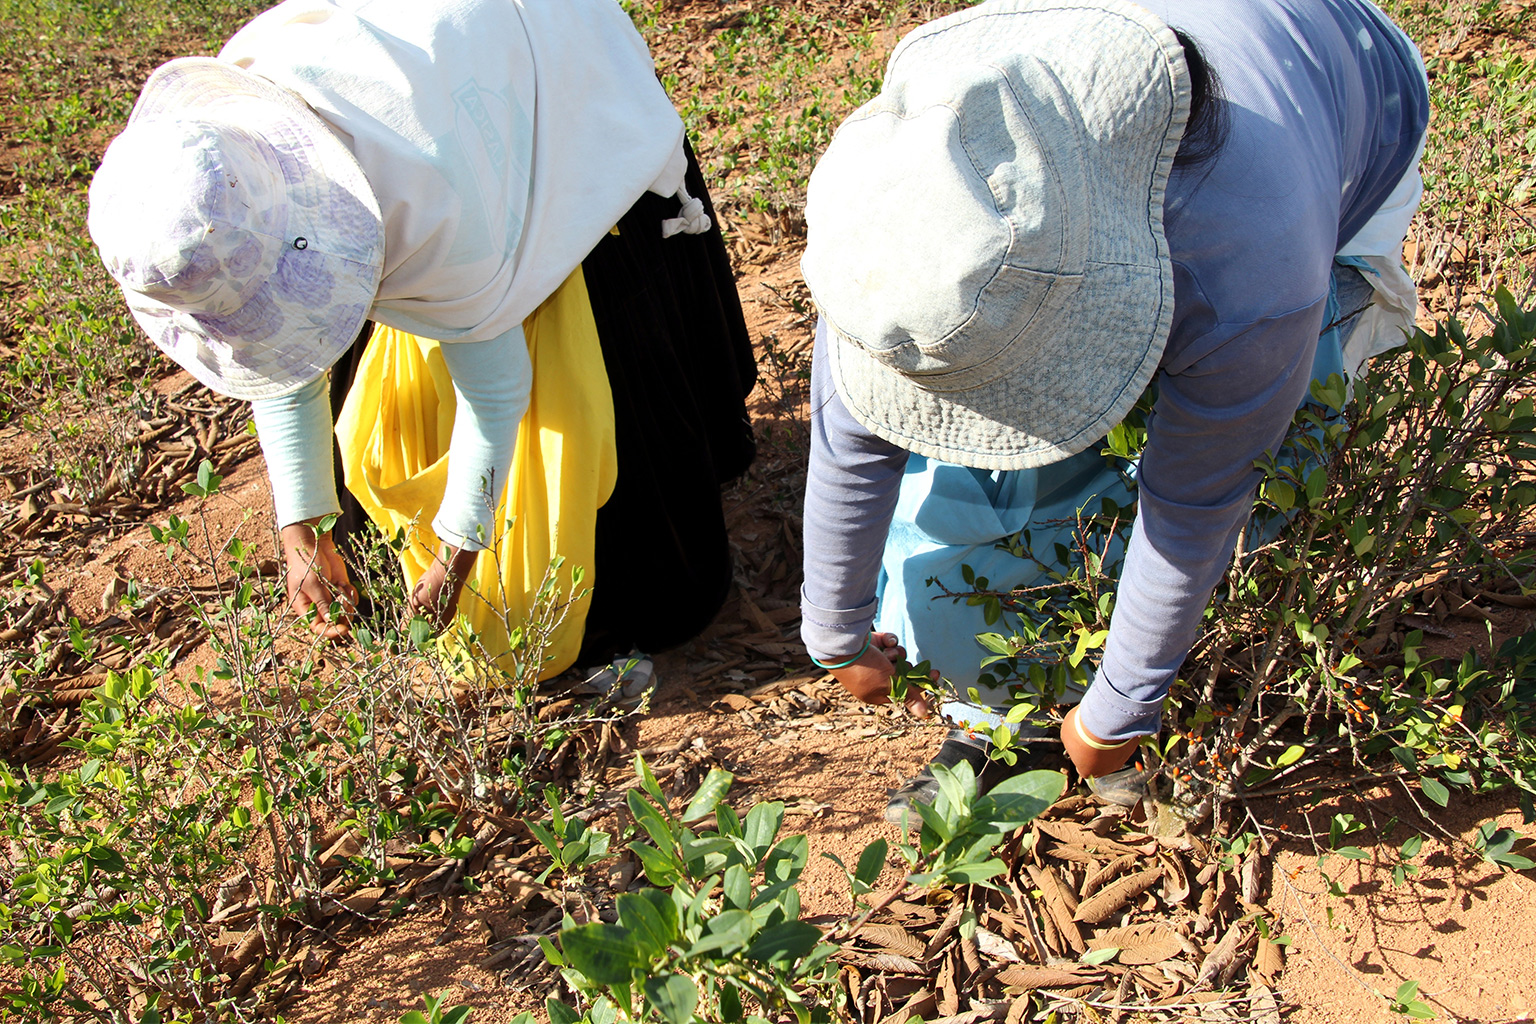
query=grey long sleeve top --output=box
[801,0,1428,740]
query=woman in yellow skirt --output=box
[88,0,755,681]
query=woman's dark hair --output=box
[1171,29,1228,168]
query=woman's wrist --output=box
[810,636,871,671]
[1071,708,1136,751]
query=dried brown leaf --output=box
[960,934,982,977]
[884,899,941,925]
[1043,794,1097,818]
[937,949,959,1016]
[1027,865,1085,954]
[841,951,926,975]
[1044,842,1099,864]
[1083,854,1138,897]
[1074,866,1163,924]
[926,1010,995,1024]
[1195,924,1248,988]
[1241,849,1262,905]
[878,989,936,1024]
[995,965,1100,990]
[1160,851,1192,904]
[924,897,967,960]
[974,926,1025,964]
[1088,923,1183,966]
[1248,982,1281,1024]
[1254,937,1284,982]
[1038,897,1065,957]
[856,923,928,961]
[1036,819,1141,856]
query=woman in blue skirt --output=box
[795,0,1429,818]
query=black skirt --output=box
[330,141,756,664]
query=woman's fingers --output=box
[291,573,351,638]
[871,632,907,663]
[829,638,936,720]
[407,562,464,632]
[284,542,355,639]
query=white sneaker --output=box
[583,649,655,707]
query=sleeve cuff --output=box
[799,585,878,662]
[1075,670,1164,743]
[430,513,492,554]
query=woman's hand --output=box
[1061,705,1139,778]
[827,632,935,719]
[280,520,357,639]
[407,545,479,632]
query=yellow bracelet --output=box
[1073,711,1133,752]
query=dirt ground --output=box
[3,1,1536,1022]
[6,265,1533,1023]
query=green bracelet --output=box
[810,637,871,671]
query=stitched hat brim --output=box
[804,0,1189,471]
[114,57,384,401]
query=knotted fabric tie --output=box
[660,184,711,238]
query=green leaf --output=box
[628,790,678,851]
[682,768,734,823]
[442,1007,473,1024]
[745,920,823,964]
[1420,776,1450,807]
[1081,946,1120,965]
[525,818,561,858]
[911,795,954,841]
[715,803,743,838]
[853,838,888,889]
[723,863,753,910]
[537,934,564,967]
[1399,834,1424,860]
[1394,980,1420,1005]
[743,801,785,860]
[974,769,1065,828]
[941,858,1006,885]
[1334,846,1368,861]
[931,760,972,818]
[546,998,581,1024]
[635,754,668,809]
[251,785,272,818]
[685,909,755,958]
[560,923,643,985]
[764,833,809,884]
[720,982,744,1022]
[644,973,698,1024]
[616,891,678,957]
[628,841,682,888]
[399,1014,430,1024]
[1275,744,1305,768]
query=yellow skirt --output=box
[334,268,618,681]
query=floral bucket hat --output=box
[88,57,384,401]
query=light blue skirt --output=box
[874,259,1374,722]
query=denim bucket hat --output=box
[88,58,384,401]
[801,0,1191,470]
